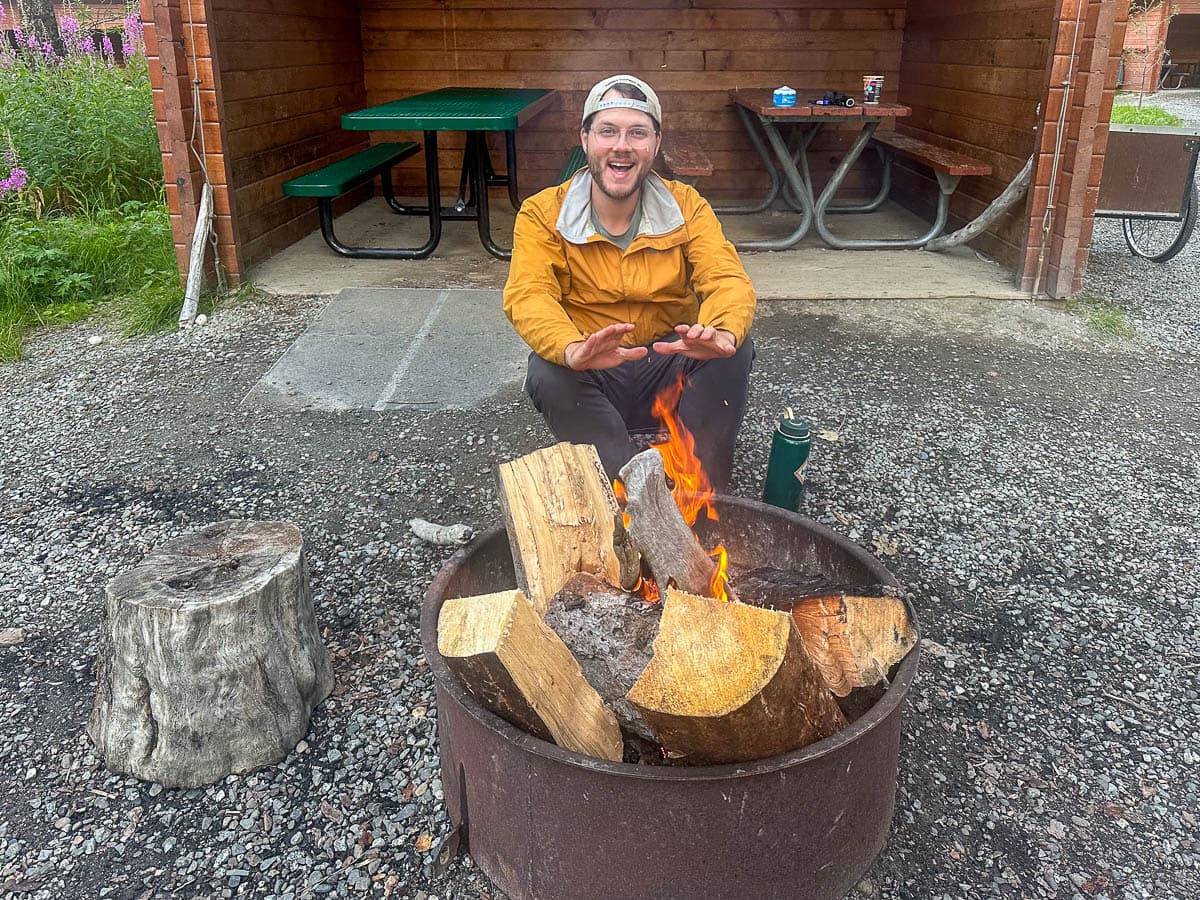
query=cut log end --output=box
[627,588,845,764]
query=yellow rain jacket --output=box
[503,171,756,366]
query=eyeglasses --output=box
[589,125,658,147]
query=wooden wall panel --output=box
[895,1,1058,270]
[210,0,368,269]
[357,0,909,204]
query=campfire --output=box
[436,385,918,767]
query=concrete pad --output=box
[243,288,527,413]
[251,198,1026,301]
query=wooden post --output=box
[88,521,333,788]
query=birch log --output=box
[88,520,333,788]
[924,156,1033,252]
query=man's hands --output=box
[564,323,649,370]
[565,322,737,370]
[652,323,737,359]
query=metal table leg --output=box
[323,131,443,259]
[715,105,783,215]
[733,116,815,251]
[467,131,512,260]
[814,123,959,250]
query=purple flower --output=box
[78,35,95,55]
[101,34,114,64]
[0,166,28,197]
[59,15,79,37]
[122,13,144,56]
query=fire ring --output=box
[422,495,920,900]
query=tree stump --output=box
[88,520,333,788]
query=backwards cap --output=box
[582,75,662,129]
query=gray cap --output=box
[582,75,662,129]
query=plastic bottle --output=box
[762,416,812,511]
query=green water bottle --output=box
[762,415,811,511]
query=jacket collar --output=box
[556,170,685,245]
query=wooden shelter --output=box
[1121,1,1200,91]
[139,0,1131,300]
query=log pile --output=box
[437,442,918,766]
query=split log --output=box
[731,565,879,610]
[88,520,333,788]
[787,595,918,698]
[438,588,623,762]
[618,448,716,596]
[497,442,625,614]
[627,589,846,764]
[544,573,662,741]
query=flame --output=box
[612,479,631,528]
[637,577,661,604]
[649,374,720,527]
[649,373,731,602]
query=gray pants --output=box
[524,337,755,491]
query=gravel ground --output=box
[2,288,1196,900]
[1089,89,1200,351]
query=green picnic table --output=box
[340,87,556,260]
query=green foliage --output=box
[0,203,181,359]
[1067,292,1137,339]
[1110,104,1184,127]
[0,53,162,213]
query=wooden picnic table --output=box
[342,87,556,260]
[721,88,911,251]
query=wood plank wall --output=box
[357,0,908,204]
[210,0,368,269]
[894,0,1057,270]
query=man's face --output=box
[581,102,660,203]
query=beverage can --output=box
[772,85,797,107]
[762,416,812,511]
[863,74,884,105]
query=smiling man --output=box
[503,75,756,490]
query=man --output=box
[503,75,756,490]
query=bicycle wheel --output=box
[1122,180,1199,262]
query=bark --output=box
[619,449,716,596]
[88,520,333,788]
[924,156,1033,252]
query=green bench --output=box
[282,141,423,258]
[559,138,714,186]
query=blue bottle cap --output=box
[778,418,810,439]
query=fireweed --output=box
[0,2,181,358]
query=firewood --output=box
[88,520,333,788]
[627,588,846,764]
[787,595,918,698]
[497,443,624,615]
[618,449,716,596]
[730,565,878,610]
[437,588,623,762]
[544,573,662,741]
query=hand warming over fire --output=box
[652,323,737,360]
[564,322,650,370]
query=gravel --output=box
[1,234,1198,896]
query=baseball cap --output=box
[582,75,662,130]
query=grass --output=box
[1067,292,1138,339]
[0,10,186,360]
[1110,104,1184,127]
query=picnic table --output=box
[721,89,911,251]
[342,87,556,260]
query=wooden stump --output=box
[88,520,333,788]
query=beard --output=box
[587,151,653,202]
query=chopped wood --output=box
[438,588,623,762]
[618,448,716,596]
[497,443,624,615]
[627,588,846,764]
[544,572,662,741]
[730,565,879,609]
[88,520,333,788]
[786,595,918,697]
